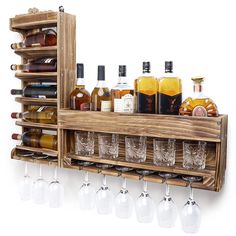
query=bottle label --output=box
[137,92,156,113]
[114,94,134,113]
[101,101,111,112]
[192,106,208,116]
[80,103,90,111]
[159,93,182,115]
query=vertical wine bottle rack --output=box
[10,9,76,166]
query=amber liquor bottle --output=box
[12,131,57,150]
[136,62,158,114]
[111,65,134,113]
[70,63,91,110]
[179,77,218,117]
[11,29,57,49]
[10,57,57,72]
[158,61,182,115]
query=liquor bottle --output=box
[12,131,57,150]
[10,57,57,72]
[111,65,134,113]
[136,62,158,113]
[11,84,57,98]
[158,61,182,115]
[91,66,111,112]
[179,77,218,117]
[11,29,57,49]
[70,63,91,110]
[11,106,57,124]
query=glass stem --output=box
[165,183,170,197]
[39,164,42,178]
[24,162,28,176]
[143,180,148,193]
[122,177,127,190]
[84,171,89,183]
[189,185,194,201]
[54,166,58,180]
[102,174,107,187]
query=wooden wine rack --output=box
[10,9,228,192]
[10,9,76,166]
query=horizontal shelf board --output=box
[15,97,57,105]
[58,110,224,142]
[14,46,57,58]
[68,154,215,178]
[15,72,57,79]
[16,145,58,156]
[16,121,58,130]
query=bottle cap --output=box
[98,65,105,81]
[11,112,20,119]
[11,89,22,95]
[12,133,21,140]
[10,64,17,70]
[192,76,205,83]
[119,65,126,77]
[77,63,84,78]
[142,62,150,73]
[165,61,173,73]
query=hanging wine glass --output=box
[135,169,155,223]
[114,167,134,219]
[48,166,64,208]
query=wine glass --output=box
[19,162,32,201]
[135,170,155,223]
[181,176,202,233]
[114,167,134,219]
[32,164,48,204]
[96,174,114,215]
[48,166,64,208]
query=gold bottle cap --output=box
[191,76,205,83]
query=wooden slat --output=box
[15,72,57,79]
[16,121,58,130]
[16,145,58,156]
[15,97,57,105]
[58,110,223,142]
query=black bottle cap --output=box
[97,65,105,81]
[143,61,150,73]
[165,61,173,73]
[119,65,126,77]
[59,6,64,12]
[11,89,22,95]
[77,63,84,78]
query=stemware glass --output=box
[48,166,64,208]
[32,164,48,204]
[135,170,155,223]
[114,167,134,219]
[181,177,202,233]
[19,162,32,201]
[96,174,114,215]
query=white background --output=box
[0,0,235,235]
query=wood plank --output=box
[16,121,58,130]
[16,145,58,156]
[58,110,224,142]
[15,72,57,79]
[15,97,57,105]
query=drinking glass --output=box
[75,131,94,156]
[48,166,64,208]
[78,171,96,210]
[19,162,32,201]
[98,134,119,159]
[125,136,147,163]
[114,167,134,219]
[135,170,155,223]
[96,174,114,214]
[181,177,202,233]
[32,164,48,204]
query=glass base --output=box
[182,176,202,182]
[159,172,178,179]
[17,151,34,157]
[115,166,133,172]
[32,153,48,160]
[77,161,94,166]
[136,169,155,176]
[96,163,113,169]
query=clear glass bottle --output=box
[136,62,158,114]
[158,61,182,115]
[91,66,111,112]
[179,77,218,117]
[111,65,134,113]
[70,63,91,110]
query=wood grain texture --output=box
[15,145,58,156]
[58,110,224,142]
[16,121,58,130]
[15,72,57,79]
[15,97,57,105]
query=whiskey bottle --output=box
[12,131,57,150]
[10,57,57,72]
[179,77,218,117]
[70,63,91,110]
[11,106,57,124]
[136,62,158,114]
[91,66,111,112]
[11,29,57,49]
[158,61,182,115]
[11,84,57,98]
[111,65,134,113]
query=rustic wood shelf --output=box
[15,145,58,156]
[15,97,57,105]
[14,46,57,58]
[16,121,58,130]
[15,72,57,80]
